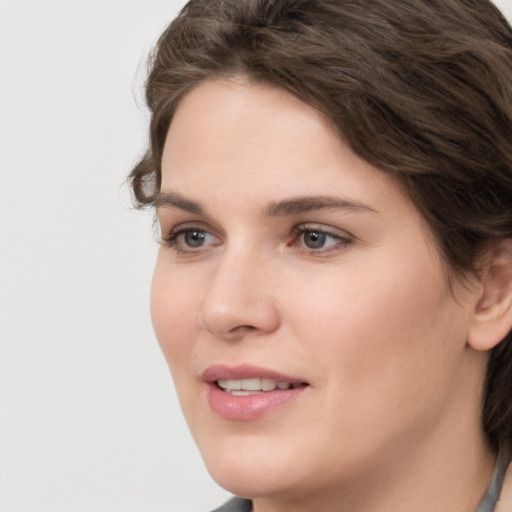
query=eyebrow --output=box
[154,191,378,217]
[154,191,205,215]
[265,196,378,216]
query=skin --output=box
[151,78,496,512]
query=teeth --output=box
[216,378,293,393]
[239,378,261,391]
[261,378,276,391]
[229,389,263,396]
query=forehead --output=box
[163,77,333,171]
[161,78,398,202]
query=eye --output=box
[301,231,332,249]
[162,225,220,252]
[181,229,209,248]
[292,225,352,252]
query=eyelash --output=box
[291,225,352,254]
[161,224,217,253]
[161,223,353,255]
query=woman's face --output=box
[151,79,484,502]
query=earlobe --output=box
[468,239,512,352]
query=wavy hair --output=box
[129,0,512,450]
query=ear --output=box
[468,239,512,351]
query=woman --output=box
[129,1,512,510]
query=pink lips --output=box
[202,364,309,421]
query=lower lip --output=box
[207,383,308,421]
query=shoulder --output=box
[210,496,252,512]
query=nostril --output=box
[228,325,257,334]
[199,287,280,338]
[221,325,259,342]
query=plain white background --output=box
[1,1,511,511]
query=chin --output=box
[208,462,300,501]
[199,435,308,499]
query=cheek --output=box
[284,249,464,402]
[272,257,468,472]
[150,261,202,374]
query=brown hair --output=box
[129,0,512,450]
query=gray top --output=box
[211,443,512,512]
[211,496,252,512]
[476,443,512,512]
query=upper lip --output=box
[202,364,308,385]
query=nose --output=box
[199,248,280,341]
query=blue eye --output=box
[182,229,208,247]
[294,226,351,252]
[301,231,330,249]
[163,226,219,252]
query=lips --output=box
[202,364,309,420]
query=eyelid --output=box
[291,223,354,252]
[292,222,353,238]
[161,222,221,252]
